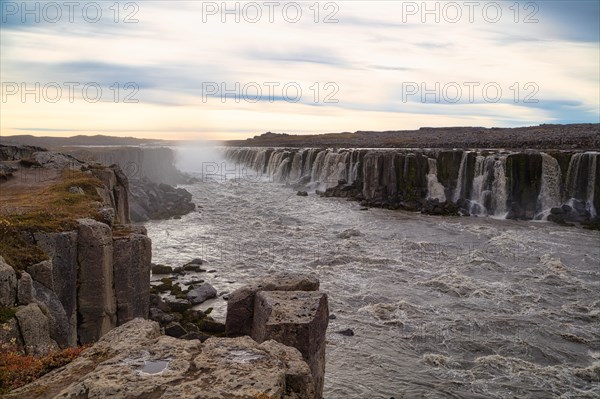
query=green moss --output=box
[160,278,173,286]
[196,318,226,334]
[0,307,17,324]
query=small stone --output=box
[166,299,192,313]
[328,314,337,320]
[297,191,308,197]
[183,309,206,323]
[337,328,354,336]
[183,322,199,332]
[183,264,205,272]
[187,283,217,305]
[68,186,84,194]
[180,331,210,342]
[198,319,225,334]
[15,303,59,355]
[164,322,187,338]
[151,264,173,275]
[149,308,175,325]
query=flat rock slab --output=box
[8,318,314,399]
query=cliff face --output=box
[61,146,196,222]
[226,148,600,224]
[0,146,152,351]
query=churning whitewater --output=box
[145,148,600,399]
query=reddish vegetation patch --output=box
[0,343,87,394]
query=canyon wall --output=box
[63,146,196,221]
[225,148,599,223]
[0,147,152,351]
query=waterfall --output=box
[303,149,319,177]
[469,155,487,215]
[348,150,360,184]
[312,150,349,190]
[491,156,508,216]
[288,151,304,183]
[536,153,562,218]
[467,154,507,217]
[589,154,598,219]
[426,158,446,202]
[453,151,469,202]
[274,158,290,182]
[224,147,597,221]
[267,151,289,181]
[311,151,328,184]
[565,152,598,218]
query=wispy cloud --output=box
[1,0,598,139]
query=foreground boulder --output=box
[226,273,328,399]
[8,318,315,399]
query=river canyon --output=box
[144,145,600,398]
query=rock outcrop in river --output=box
[225,148,599,226]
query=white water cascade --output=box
[426,158,447,202]
[565,152,598,218]
[535,153,562,219]
[453,151,469,202]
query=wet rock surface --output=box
[186,283,217,305]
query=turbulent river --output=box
[145,150,600,399]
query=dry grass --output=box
[0,341,87,394]
[0,170,104,270]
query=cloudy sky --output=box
[1,0,598,140]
